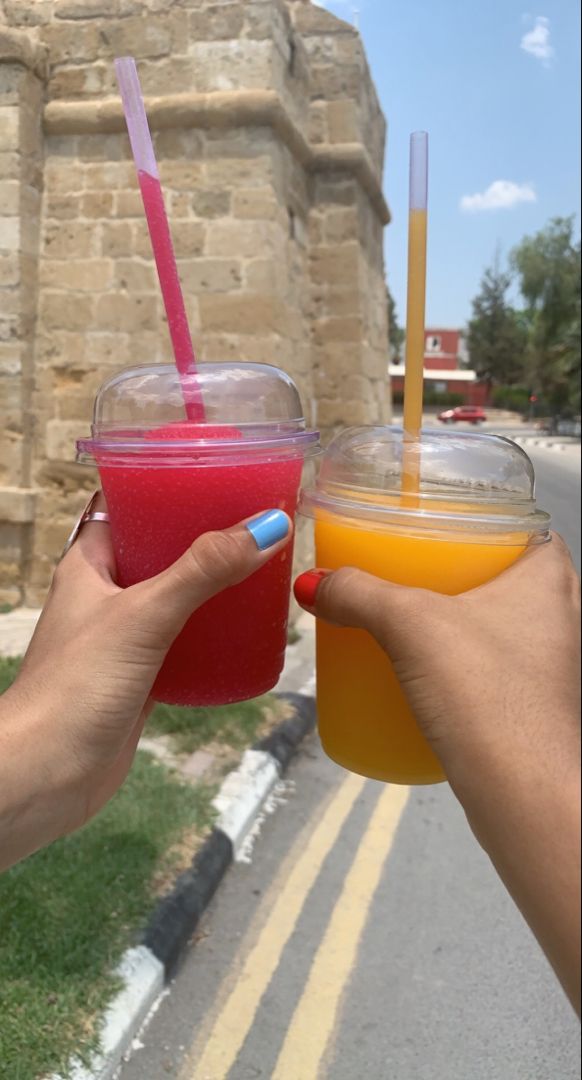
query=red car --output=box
[437,405,487,425]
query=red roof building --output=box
[390,328,488,405]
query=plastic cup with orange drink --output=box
[299,426,550,784]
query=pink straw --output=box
[114,57,204,422]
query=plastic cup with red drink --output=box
[77,361,319,706]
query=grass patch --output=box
[148,693,279,755]
[287,626,302,646]
[0,752,216,1079]
[0,659,288,1076]
[0,656,20,695]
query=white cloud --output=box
[460,180,537,213]
[520,15,554,66]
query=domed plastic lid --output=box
[300,426,550,541]
[77,362,320,465]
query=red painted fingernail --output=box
[293,569,330,610]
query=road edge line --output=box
[52,693,316,1080]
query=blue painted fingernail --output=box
[246,509,290,551]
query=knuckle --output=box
[187,529,243,589]
[322,566,361,615]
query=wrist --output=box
[0,685,66,870]
[444,717,580,841]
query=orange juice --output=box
[300,426,551,786]
[315,516,526,784]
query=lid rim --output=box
[299,490,551,535]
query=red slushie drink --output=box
[77,363,319,706]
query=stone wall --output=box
[0,0,391,606]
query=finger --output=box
[130,509,293,637]
[294,565,415,645]
[62,492,117,587]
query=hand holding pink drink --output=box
[78,364,318,706]
[76,61,319,706]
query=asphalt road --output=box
[122,445,581,1080]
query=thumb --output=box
[131,509,292,640]
[294,566,416,652]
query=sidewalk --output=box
[0,607,41,658]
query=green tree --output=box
[466,260,528,387]
[387,283,405,362]
[511,216,581,417]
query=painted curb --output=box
[56,692,316,1080]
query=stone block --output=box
[205,156,274,189]
[94,293,159,333]
[99,221,134,257]
[0,255,19,288]
[44,192,79,220]
[40,292,95,332]
[177,257,243,293]
[0,152,20,182]
[308,101,328,145]
[114,259,157,292]
[201,332,287,367]
[55,0,129,18]
[42,221,95,259]
[292,3,356,36]
[84,162,136,188]
[86,16,172,60]
[56,391,96,421]
[232,187,279,221]
[185,40,273,94]
[80,191,114,218]
[153,128,205,161]
[3,0,54,25]
[0,217,20,253]
[186,5,244,41]
[42,23,102,64]
[114,190,146,218]
[39,258,114,292]
[45,419,87,462]
[310,242,360,286]
[244,257,288,293]
[0,108,19,153]
[199,293,290,336]
[313,316,362,345]
[0,180,19,216]
[49,65,93,100]
[45,158,86,195]
[207,220,280,258]
[0,290,20,317]
[312,284,360,317]
[0,487,36,524]
[323,207,359,244]
[191,189,232,219]
[155,221,205,259]
[160,161,205,192]
[82,331,132,368]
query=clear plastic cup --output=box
[77,362,319,707]
[299,426,551,785]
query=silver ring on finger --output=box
[60,491,110,561]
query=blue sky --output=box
[315,0,581,329]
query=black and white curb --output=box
[53,692,316,1080]
[512,436,573,451]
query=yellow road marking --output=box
[272,783,410,1080]
[187,771,366,1080]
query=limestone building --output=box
[0,0,390,606]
